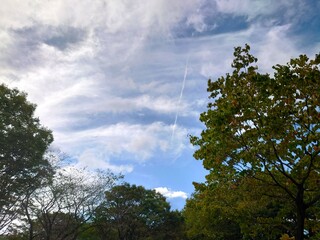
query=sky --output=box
[1,0,319,210]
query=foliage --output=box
[94,183,185,240]
[184,173,244,240]
[188,45,320,240]
[0,84,53,231]
[281,234,295,240]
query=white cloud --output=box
[189,22,307,79]
[53,121,188,165]
[154,187,188,199]
[0,0,203,32]
[255,24,298,71]
[77,149,134,173]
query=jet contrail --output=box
[171,56,189,143]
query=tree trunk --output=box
[28,222,33,240]
[296,188,306,240]
[24,195,34,240]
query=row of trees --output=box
[5,178,185,240]
[0,84,184,240]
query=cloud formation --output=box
[0,0,319,208]
[154,187,188,199]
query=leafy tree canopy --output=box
[95,183,185,240]
[189,45,320,240]
[0,84,53,230]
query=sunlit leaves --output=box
[188,45,320,239]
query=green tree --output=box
[184,181,243,240]
[94,183,185,240]
[184,172,294,239]
[190,45,320,240]
[0,84,53,231]
[157,210,186,240]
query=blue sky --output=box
[1,0,319,209]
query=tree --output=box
[190,45,320,240]
[156,210,186,240]
[94,183,185,240]
[21,167,119,240]
[184,181,243,240]
[184,172,294,239]
[0,84,53,231]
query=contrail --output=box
[171,56,189,143]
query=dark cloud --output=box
[7,27,42,69]
[44,27,86,50]
[7,25,86,69]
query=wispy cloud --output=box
[0,0,319,209]
[54,122,188,166]
[1,0,317,167]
